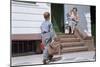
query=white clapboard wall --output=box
[64,5,91,36]
[12,1,51,34]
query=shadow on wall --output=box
[75,5,91,36]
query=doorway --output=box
[51,4,64,33]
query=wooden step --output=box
[62,46,88,53]
[61,42,84,47]
[58,34,77,38]
[60,38,80,42]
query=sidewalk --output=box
[11,51,95,66]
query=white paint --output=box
[12,28,41,34]
[64,4,92,36]
[20,0,96,5]
[12,21,42,27]
[12,1,51,34]
[84,13,91,36]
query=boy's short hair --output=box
[72,7,77,12]
[43,12,50,20]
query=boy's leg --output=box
[71,22,75,34]
[69,21,72,34]
[43,45,49,63]
[69,26,71,34]
[43,38,49,64]
[43,37,51,64]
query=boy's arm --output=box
[67,12,73,20]
[50,23,57,39]
[75,15,80,23]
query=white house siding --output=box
[64,4,92,36]
[11,1,51,34]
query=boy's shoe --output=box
[43,59,50,64]
[48,55,53,61]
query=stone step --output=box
[61,42,84,47]
[62,46,88,53]
[60,38,81,42]
[58,34,77,38]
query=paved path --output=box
[11,51,95,66]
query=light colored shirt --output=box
[40,21,52,33]
[40,20,57,41]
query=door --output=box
[51,4,64,33]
